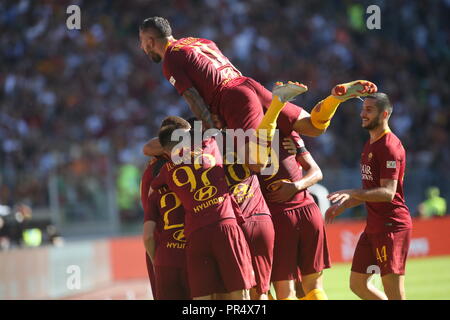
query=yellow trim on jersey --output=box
[164,40,173,54]
[370,128,391,144]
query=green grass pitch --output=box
[323,255,450,300]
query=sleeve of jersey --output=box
[144,192,160,223]
[377,143,402,180]
[164,50,194,96]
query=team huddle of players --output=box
[141,107,330,301]
[139,16,412,300]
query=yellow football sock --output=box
[248,137,271,165]
[257,95,286,139]
[248,95,286,165]
[279,297,298,300]
[310,95,342,130]
[304,288,328,300]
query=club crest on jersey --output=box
[368,152,373,160]
[386,161,396,169]
[169,76,176,86]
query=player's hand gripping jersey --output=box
[258,131,315,213]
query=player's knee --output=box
[293,118,326,137]
[349,276,368,295]
[273,280,296,299]
[382,277,405,300]
[349,281,359,295]
[301,272,322,293]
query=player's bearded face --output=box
[140,32,162,63]
[361,101,382,130]
[361,110,382,130]
[149,51,162,63]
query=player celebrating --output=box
[145,115,275,300]
[138,16,377,138]
[150,117,255,300]
[143,83,311,299]
[259,131,331,300]
[141,159,157,298]
[325,93,412,300]
[141,157,190,300]
[213,120,275,300]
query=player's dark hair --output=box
[159,124,179,150]
[186,117,198,129]
[159,115,191,150]
[365,92,393,115]
[140,17,172,38]
[160,116,191,129]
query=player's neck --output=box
[369,124,390,144]
[162,36,176,55]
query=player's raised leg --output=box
[259,81,308,136]
[249,81,308,167]
[293,80,377,136]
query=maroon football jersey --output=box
[151,137,238,237]
[360,131,412,233]
[141,158,165,215]
[224,161,270,219]
[225,165,270,219]
[141,159,186,268]
[145,187,186,268]
[163,37,242,106]
[140,159,156,216]
[258,131,315,213]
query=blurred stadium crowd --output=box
[0,0,448,233]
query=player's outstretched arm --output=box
[294,80,378,136]
[343,179,398,203]
[325,197,364,224]
[182,87,215,129]
[327,179,397,204]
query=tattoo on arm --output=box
[182,87,214,129]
